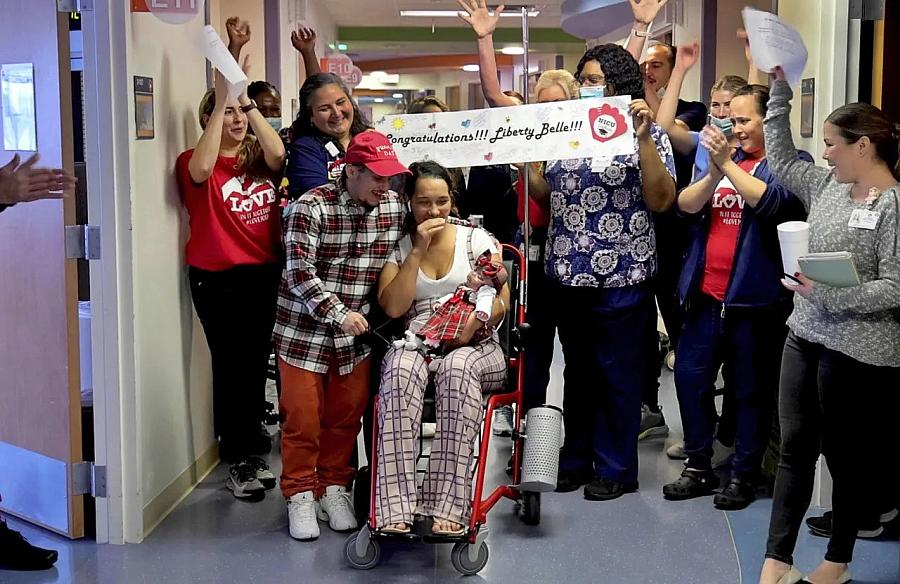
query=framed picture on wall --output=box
[800,78,815,138]
[133,76,154,140]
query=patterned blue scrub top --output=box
[544,123,676,289]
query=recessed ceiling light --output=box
[374,98,384,103]
[501,46,525,55]
[370,71,388,79]
[337,43,348,50]
[462,64,480,72]
[392,93,404,99]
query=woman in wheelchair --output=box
[375,160,510,536]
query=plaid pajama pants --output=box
[375,341,507,527]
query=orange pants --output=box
[278,357,371,498]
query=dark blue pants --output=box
[522,257,556,412]
[674,293,788,478]
[555,284,657,484]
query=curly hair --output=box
[575,44,644,99]
[289,73,371,153]
[247,80,280,101]
[534,69,580,101]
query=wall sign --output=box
[134,76,154,140]
[800,78,815,138]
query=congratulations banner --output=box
[373,96,635,168]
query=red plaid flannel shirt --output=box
[274,182,404,374]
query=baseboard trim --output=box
[142,443,219,539]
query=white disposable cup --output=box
[777,221,810,276]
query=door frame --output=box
[81,1,141,544]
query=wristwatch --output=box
[239,99,258,113]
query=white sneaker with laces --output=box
[492,406,514,436]
[316,485,357,532]
[287,491,319,540]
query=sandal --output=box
[431,518,465,536]
[380,522,411,535]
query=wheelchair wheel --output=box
[353,466,371,528]
[344,530,381,570]
[450,541,489,575]
[520,491,541,526]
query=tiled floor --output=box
[4,340,898,583]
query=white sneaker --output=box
[287,491,319,540]
[421,422,436,439]
[316,485,357,532]
[492,406,514,436]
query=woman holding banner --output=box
[758,68,900,584]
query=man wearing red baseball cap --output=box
[274,130,410,541]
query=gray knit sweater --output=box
[764,80,900,367]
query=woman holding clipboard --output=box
[759,66,900,584]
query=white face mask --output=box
[579,85,606,99]
[265,117,283,132]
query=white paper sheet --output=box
[373,97,635,169]
[199,25,248,98]
[742,8,808,87]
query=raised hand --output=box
[457,0,504,39]
[628,0,669,25]
[630,99,655,139]
[0,154,76,205]
[291,25,317,54]
[225,17,251,51]
[737,29,753,66]
[771,65,786,82]
[674,41,700,73]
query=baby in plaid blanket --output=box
[394,249,507,355]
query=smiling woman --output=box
[286,72,372,199]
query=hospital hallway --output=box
[6,359,898,584]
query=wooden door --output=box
[0,3,82,537]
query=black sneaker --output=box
[554,468,594,493]
[663,469,719,501]
[247,456,277,490]
[713,477,756,510]
[0,521,58,571]
[226,460,266,500]
[583,478,639,501]
[806,510,888,539]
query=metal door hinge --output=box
[58,0,93,12]
[65,225,101,260]
[72,462,107,498]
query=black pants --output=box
[766,332,900,564]
[188,264,281,463]
[555,284,657,484]
[674,295,788,477]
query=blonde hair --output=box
[710,75,748,97]
[533,69,580,101]
[198,89,267,180]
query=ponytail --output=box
[825,103,900,181]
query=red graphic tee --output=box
[176,150,282,271]
[516,173,550,228]
[700,157,761,301]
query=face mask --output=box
[265,117,283,132]
[579,85,606,99]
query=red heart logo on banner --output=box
[588,103,628,143]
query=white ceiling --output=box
[324,0,568,29]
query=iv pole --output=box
[520,5,531,306]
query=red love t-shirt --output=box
[176,150,282,271]
[516,172,550,228]
[700,157,761,301]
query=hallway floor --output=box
[5,361,899,583]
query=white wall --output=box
[210,0,267,82]
[278,0,338,123]
[715,0,771,84]
[778,0,849,161]
[125,7,215,529]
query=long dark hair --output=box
[289,73,371,152]
[402,160,455,235]
[574,44,644,99]
[826,103,900,180]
